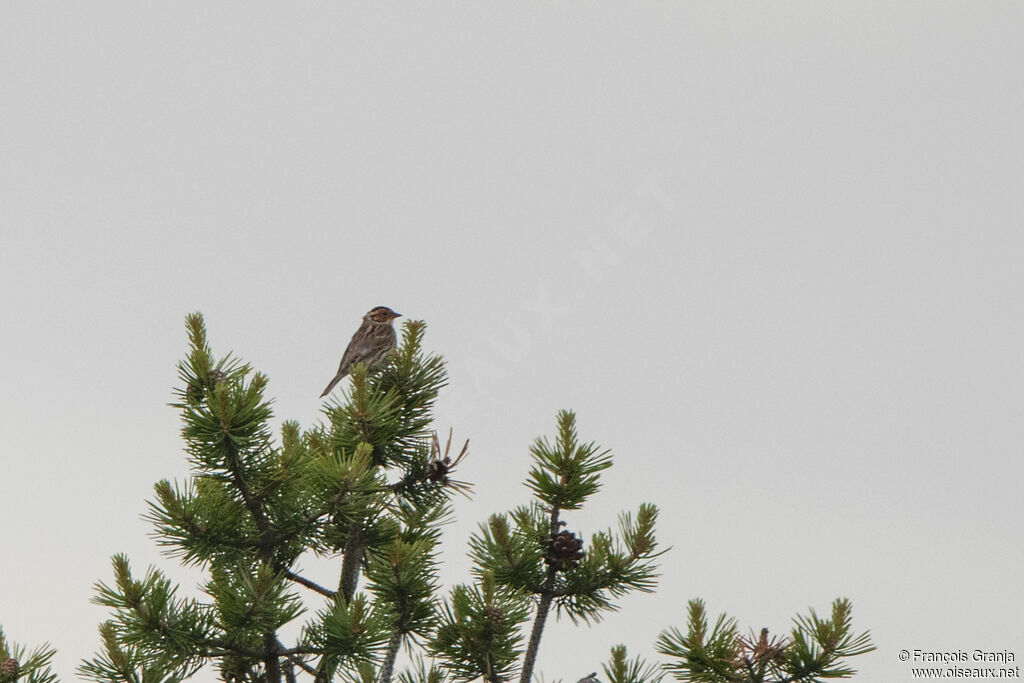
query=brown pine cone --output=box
[1,658,19,681]
[483,605,505,627]
[543,529,584,571]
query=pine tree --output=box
[79,313,457,683]
[77,314,664,683]
[1,313,873,682]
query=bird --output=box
[576,674,598,683]
[320,306,402,397]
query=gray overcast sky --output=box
[2,2,1022,681]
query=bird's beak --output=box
[393,312,402,318]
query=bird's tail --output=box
[320,374,343,398]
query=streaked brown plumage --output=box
[320,306,402,397]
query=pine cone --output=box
[185,378,205,404]
[186,369,228,404]
[483,605,505,627]
[425,457,450,484]
[1,658,19,680]
[543,529,584,571]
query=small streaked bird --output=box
[320,306,402,397]
[576,674,598,683]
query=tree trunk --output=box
[339,523,364,601]
[518,591,553,683]
[377,630,403,683]
[263,633,281,683]
[519,505,562,683]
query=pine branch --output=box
[656,599,874,683]
[429,576,529,683]
[602,644,664,683]
[222,437,274,556]
[0,628,59,683]
[276,640,317,678]
[518,504,562,683]
[283,570,336,599]
[461,412,661,680]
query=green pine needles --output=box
[82,313,460,683]
[0,312,874,683]
[654,598,875,683]
[459,410,665,683]
[0,629,58,683]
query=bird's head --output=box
[366,306,402,323]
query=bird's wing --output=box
[320,323,368,397]
[338,327,377,372]
[335,322,382,374]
